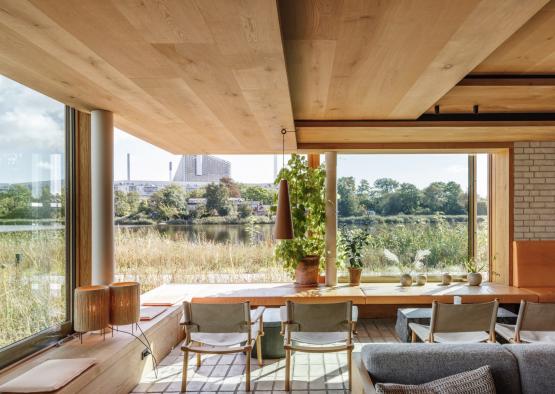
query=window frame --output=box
[335,152,490,283]
[0,106,76,370]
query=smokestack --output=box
[169,161,173,182]
[127,153,131,181]
[274,154,278,179]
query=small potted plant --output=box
[339,228,369,286]
[384,249,430,287]
[463,257,486,286]
[413,250,431,286]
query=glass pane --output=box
[114,129,290,291]
[477,153,489,278]
[0,76,66,348]
[337,154,470,277]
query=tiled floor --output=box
[131,319,399,393]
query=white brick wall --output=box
[514,141,555,240]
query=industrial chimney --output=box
[127,153,131,181]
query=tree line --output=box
[0,185,64,220]
[115,177,276,222]
[338,177,487,217]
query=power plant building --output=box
[173,155,231,183]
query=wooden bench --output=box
[514,240,555,302]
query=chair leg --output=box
[246,349,251,392]
[285,348,291,391]
[181,350,189,392]
[411,330,417,343]
[347,348,352,391]
[196,352,201,368]
[256,335,263,367]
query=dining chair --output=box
[281,301,357,391]
[180,301,265,392]
[409,299,499,343]
[496,300,555,343]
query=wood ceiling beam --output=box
[295,116,555,146]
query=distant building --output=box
[173,155,230,183]
[114,180,177,198]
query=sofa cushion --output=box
[505,344,555,394]
[375,366,496,394]
[361,343,520,394]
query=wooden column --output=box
[75,111,92,287]
[308,153,320,169]
[468,155,477,260]
[489,148,512,285]
[325,152,337,286]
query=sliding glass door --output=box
[0,75,74,368]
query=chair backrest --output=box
[183,301,250,333]
[430,300,498,334]
[285,301,352,332]
[516,301,555,331]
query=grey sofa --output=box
[352,343,555,394]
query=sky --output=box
[114,129,489,196]
[0,74,488,196]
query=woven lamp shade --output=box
[109,282,140,326]
[274,179,294,240]
[74,285,110,333]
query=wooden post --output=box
[76,111,92,287]
[468,154,477,260]
[325,152,337,286]
[308,153,320,169]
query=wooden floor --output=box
[131,319,398,393]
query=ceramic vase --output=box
[467,272,483,286]
[441,273,452,286]
[415,274,427,286]
[400,273,413,287]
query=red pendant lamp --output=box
[274,129,294,240]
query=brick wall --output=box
[514,141,555,240]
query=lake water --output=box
[120,223,276,244]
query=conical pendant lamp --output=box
[274,129,294,240]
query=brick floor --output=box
[131,319,398,393]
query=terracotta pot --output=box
[467,272,483,286]
[415,274,427,286]
[295,255,320,286]
[441,273,452,286]
[348,268,362,286]
[400,273,413,287]
[317,274,326,284]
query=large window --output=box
[0,76,72,368]
[337,153,488,279]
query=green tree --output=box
[444,181,466,214]
[237,203,252,219]
[205,183,229,215]
[0,185,32,218]
[422,182,448,213]
[242,185,275,205]
[220,176,241,198]
[147,184,188,221]
[127,191,141,213]
[114,190,131,217]
[374,178,399,194]
[338,176,359,217]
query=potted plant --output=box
[338,228,369,286]
[384,248,430,287]
[463,257,486,286]
[274,154,325,286]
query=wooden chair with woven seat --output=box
[281,301,357,391]
[180,301,265,392]
[496,300,555,343]
[410,299,499,343]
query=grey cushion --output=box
[505,344,555,394]
[361,343,520,394]
[375,366,496,394]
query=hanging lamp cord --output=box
[281,128,287,169]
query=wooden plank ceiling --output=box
[0,0,295,153]
[0,0,554,152]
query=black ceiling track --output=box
[417,112,555,122]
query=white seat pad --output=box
[410,323,490,343]
[190,325,259,347]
